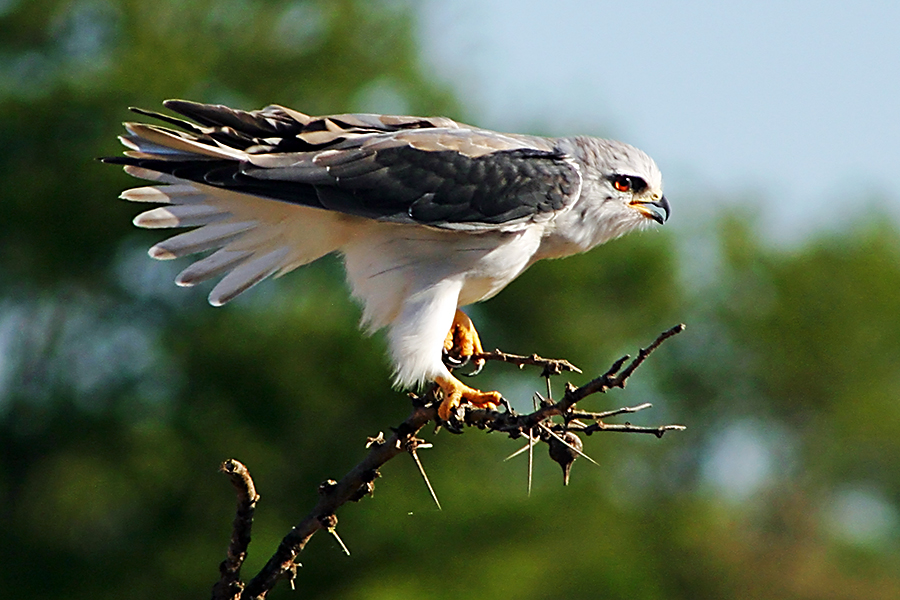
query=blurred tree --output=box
[2,1,900,599]
[0,1,460,599]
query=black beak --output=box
[632,195,670,224]
[655,195,670,223]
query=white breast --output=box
[340,222,545,388]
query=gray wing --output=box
[105,100,583,230]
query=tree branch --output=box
[239,403,436,600]
[211,324,686,599]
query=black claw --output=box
[442,419,464,434]
[461,359,485,378]
[442,350,470,369]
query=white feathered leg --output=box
[386,277,463,389]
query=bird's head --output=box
[595,139,668,228]
[548,137,668,255]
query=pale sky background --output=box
[416,0,900,242]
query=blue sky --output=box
[417,0,900,241]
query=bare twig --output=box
[473,349,582,378]
[568,402,654,421]
[577,421,687,438]
[560,323,686,408]
[211,459,259,600]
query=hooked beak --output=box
[631,195,670,224]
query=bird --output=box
[104,100,669,421]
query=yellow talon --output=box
[437,310,500,420]
[444,309,485,369]
[435,374,502,421]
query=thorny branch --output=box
[211,324,686,600]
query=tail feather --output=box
[120,136,199,159]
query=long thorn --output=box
[503,429,540,461]
[503,441,533,461]
[527,427,534,497]
[409,448,442,511]
[327,527,351,556]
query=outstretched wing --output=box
[105,100,583,231]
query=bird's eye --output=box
[612,176,631,192]
[610,174,647,194]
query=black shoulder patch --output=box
[104,143,581,228]
[327,145,581,226]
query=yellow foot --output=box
[435,374,502,421]
[444,309,485,371]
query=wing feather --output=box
[104,100,586,304]
[120,184,202,203]
[115,174,358,304]
[148,221,256,259]
[208,247,292,306]
[132,204,229,228]
[175,249,252,287]
[105,100,583,231]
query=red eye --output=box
[612,176,631,192]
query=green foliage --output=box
[718,219,900,490]
[3,1,900,599]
